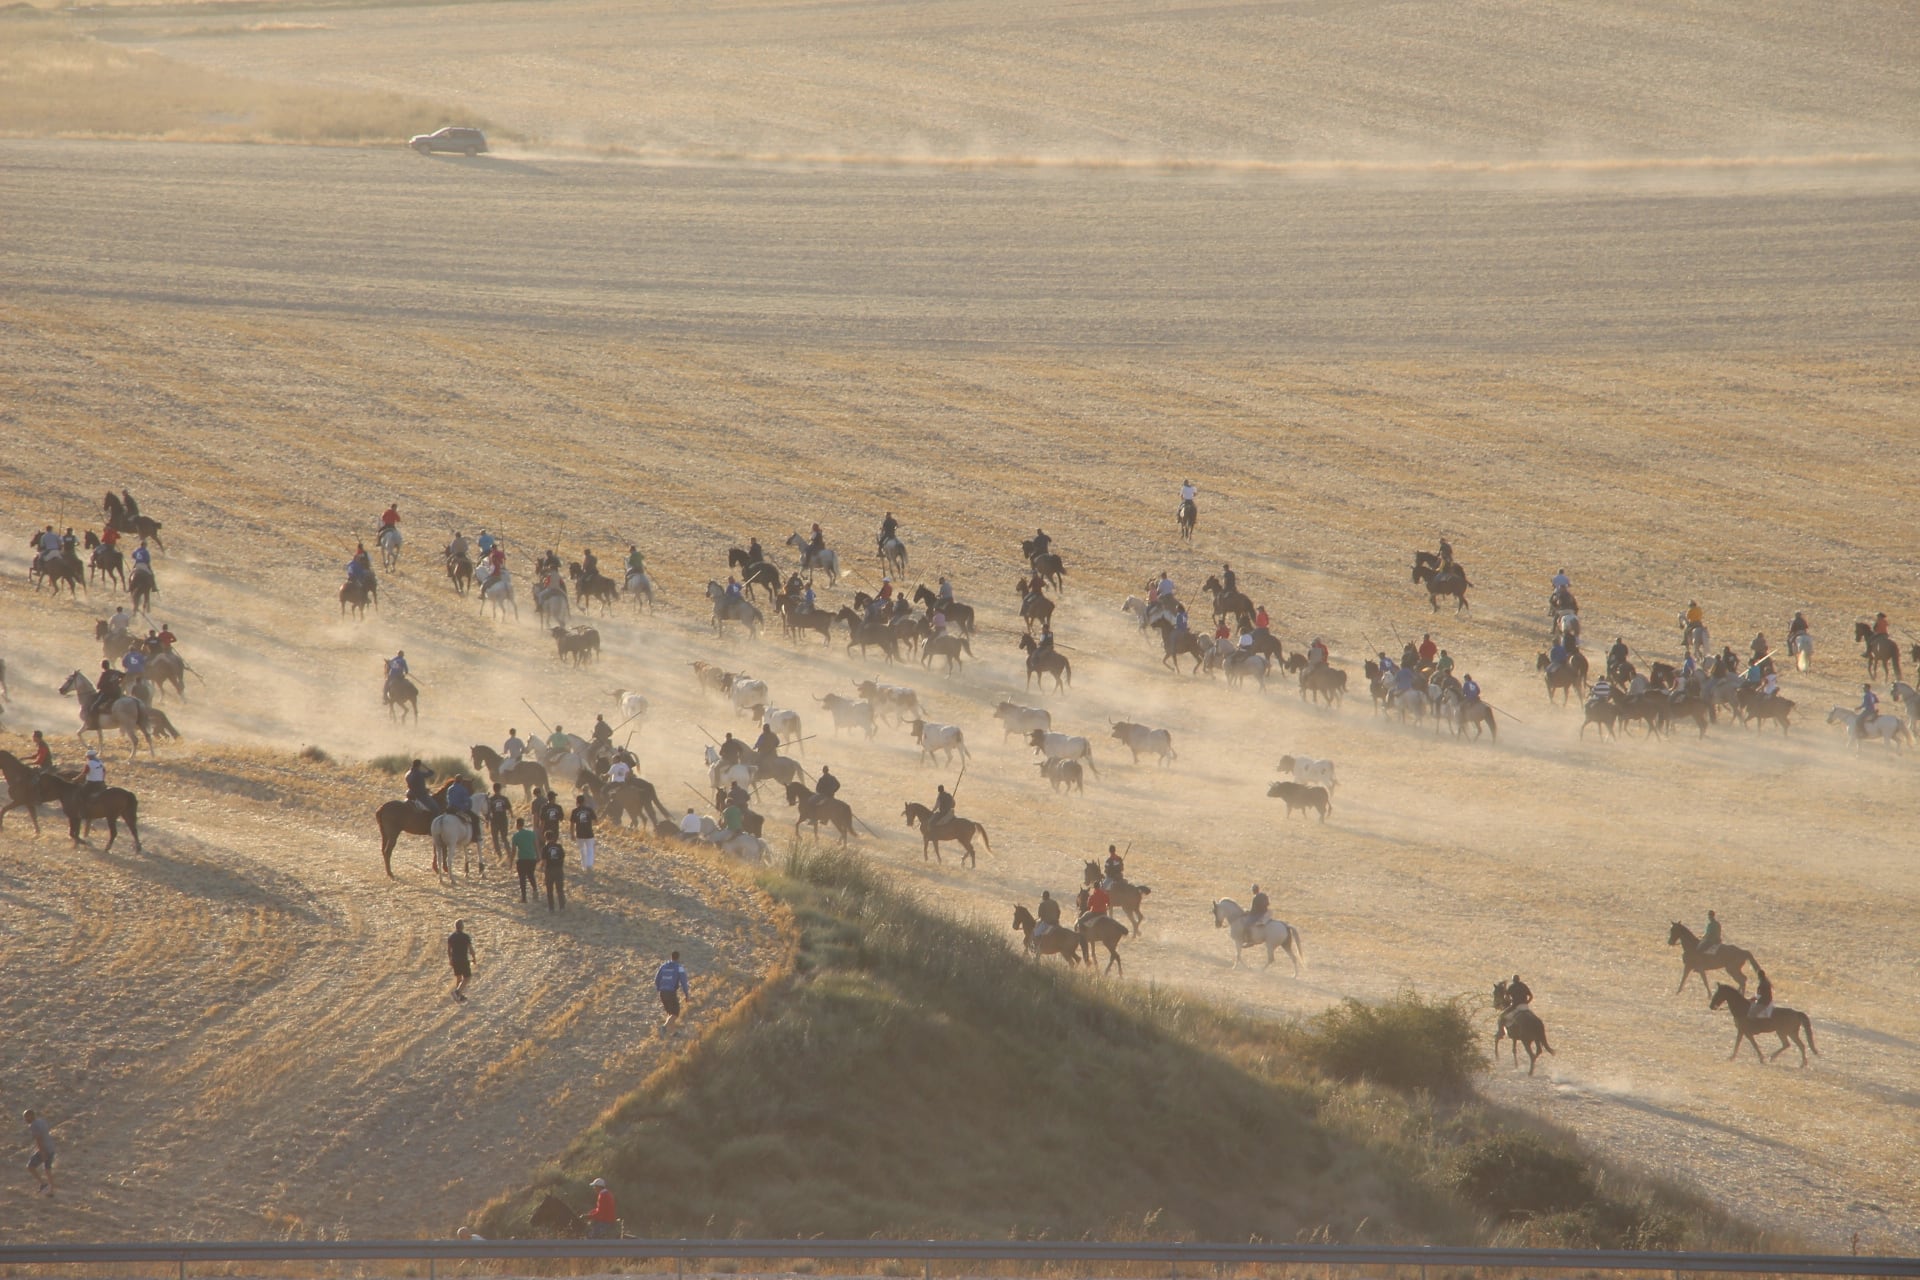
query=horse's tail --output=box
[975,823,991,851]
[1801,1015,1819,1055]
[1539,1026,1555,1054]
[1289,925,1307,969]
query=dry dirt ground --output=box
[2,0,1918,1252]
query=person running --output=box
[446,920,476,1002]
[586,1178,618,1239]
[541,834,567,911]
[511,819,539,904]
[656,951,692,1032]
[485,785,514,860]
[22,1109,55,1196]
[571,794,597,878]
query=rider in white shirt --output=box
[502,730,525,765]
[1551,569,1571,593]
[679,808,704,837]
[608,759,631,784]
[1180,481,1197,503]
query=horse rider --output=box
[607,752,632,785]
[131,540,153,573]
[937,576,954,607]
[29,730,54,778]
[745,536,764,566]
[1029,528,1052,558]
[1084,881,1111,918]
[1399,640,1420,671]
[448,531,471,562]
[82,747,107,807]
[99,522,120,550]
[1247,884,1270,929]
[1506,974,1533,1005]
[801,581,817,613]
[155,623,176,653]
[877,512,899,553]
[1238,629,1254,652]
[1036,625,1056,655]
[502,728,526,767]
[582,547,600,580]
[1683,600,1705,648]
[91,661,124,722]
[808,523,826,559]
[107,605,133,637]
[1437,536,1453,568]
[37,525,60,557]
[1587,675,1613,705]
[1307,637,1329,669]
[815,766,840,802]
[725,575,743,600]
[380,504,400,535]
[1460,673,1482,704]
[1759,668,1781,699]
[1548,637,1568,674]
[1751,965,1775,1020]
[1035,890,1062,937]
[1551,567,1571,595]
[61,527,78,557]
[930,785,955,822]
[547,724,572,754]
[724,779,750,814]
[486,542,507,574]
[1172,603,1189,634]
[1252,604,1270,637]
[444,774,479,843]
[590,714,613,752]
[625,544,646,578]
[122,646,147,681]
[119,490,140,521]
[1213,619,1232,646]
[1104,844,1126,887]
[346,548,369,583]
[1787,611,1810,648]
[1858,683,1880,726]
[1700,909,1722,956]
[1156,570,1175,603]
[784,571,804,604]
[405,759,435,810]
[1180,479,1197,513]
[386,651,409,687]
[1432,649,1455,685]
[1220,563,1238,596]
[753,722,781,761]
[1418,633,1438,666]
[1872,611,1890,637]
[717,732,749,766]
[477,528,496,556]
[1394,662,1416,695]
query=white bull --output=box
[1028,728,1099,775]
[1109,720,1176,767]
[762,706,804,747]
[818,693,878,739]
[1277,754,1338,792]
[730,678,770,715]
[908,718,970,765]
[855,679,923,725]
[994,700,1051,742]
[614,689,649,722]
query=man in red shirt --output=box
[586,1178,617,1238]
[99,524,120,548]
[380,504,401,530]
[1084,883,1111,918]
[1418,633,1438,665]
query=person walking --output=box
[541,833,567,911]
[570,793,597,879]
[511,819,539,904]
[446,920,476,1002]
[655,950,691,1033]
[486,784,513,862]
[22,1109,55,1196]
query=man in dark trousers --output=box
[542,834,567,911]
[656,950,691,1033]
[511,819,540,904]
[485,784,514,863]
[446,920,476,1002]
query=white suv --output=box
[409,127,488,157]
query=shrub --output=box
[370,753,410,774]
[1301,992,1483,1094]
[299,744,330,764]
[1450,1132,1593,1218]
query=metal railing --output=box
[0,1240,1914,1279]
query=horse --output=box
[534,578,571,628]
[445,545,474,596]
[384,674,419,722]
[780,600,836,644]
[1027,552,1067,593]
[1667,921,1753,1000]
[1855,622,1902,680]
[1298,664,1347,707]
[1789,630,1813,672]
[922,633,973,675]
[0,749,50,833]
[785,780,855,844]
[784,532,841,585]
[104,494,165,548]
[836,608,901,662]
[1012,904,1081,965]
[1411,559,1472,612]
[1154,620,1207,674]
[1678,615,1711,661]
[339,577,376,619]
[128,565,157,614]
[1075,911,1129,974]
[1446,695,1499,741]
[1199,575,1253,627]
[470,745,549,801]
[1890,681,1920,731]
[1731,690,1795,732]
[1176,497,1196,539]
[1017,634,1072,691]
[88,540,126,587]
[36,769,142,853]
[30,547,86,596]
[725,555,781,604]
[377,524,403,570]
[478,567,518,619]
[911,585,974,635]
[601,777,670,829]
[1212,899,1306,974]
[375,780,457,877]
[623,569,656,611]
[1492,980,1555,1075]
[59,671,175,759]
[1538,650,1589,704]
[1827,706,1910,749]
[903,803,989,867]
[1081,860,1150,933]
[879,536,908,576]
[1017,585,1055,634]
[1710,983,1818,1066]
[706,581,764,637]
[568,563,618,613]
[430,812,481,880]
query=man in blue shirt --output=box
[655,951,692,1033]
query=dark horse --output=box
[1412,553,1472,612]
[0,749,50,833]
[1017,633,1071,691]
[1082,860,1150,933]
[1153,619,1206,674]
[1012,904,1082,965]
[1667,921,1753,1000]
[103,491,165,548]
[37,769,142,853]
[785,779,855,844]
[384,673,419,722]
[470,744,548,801]
[903,802,990,866]
[912,585,975,635]
[1492,980,1555,1075]
[1854,621,1902,680]
[1711,983,1818,1066]
[1176,497,1197,539]
[86,533,126,587]
[726,549,783,603]
[129,565,157,614]
[340,577,377,618]
[598,776,670,829]
[375,779,456,877]
[1537,649,1590,704]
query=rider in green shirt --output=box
[625,545,645,576]
[1701,910,1722,954]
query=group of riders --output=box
[1372,631,1480,704]
[1029,845,1138,940]
[30,490,156,588]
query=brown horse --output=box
[1711,983,1818,1066]
[1081,860,1150,933]
[1854,621,1902,680]
[1667,921,1753,1000]
[1012,904,1081,965]
[470,745,549,801]
[1492,980,1555,1075]
[37,769,142,853]
[785,780,855,844]
[1075,911,1129,974]
[375,780,456,877]
[903,803,989,867]
[0,749,50,833]
[1411,557,1472,612]
[1017,634,1071,691]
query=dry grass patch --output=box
[0,16,497,144]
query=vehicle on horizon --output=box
[409,127,488,157]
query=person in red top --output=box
[29,730,53,771]
[380,504,401,530]
[1214,621,1231,642]
[1084,884,1111,917]
[155,624,176,652]
[487,545,506,572]
[1418,633,1438,664]
[586,1178,617,1238]
[1253,605,1270,631]
[1873,612,1890,636]
[99,524,120,548]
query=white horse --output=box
[1888,682,1920,731]
[624,570,656,611]
[785,532,840,585]
[534,579,570,628]
[704,745,758,793]
[706,580,763,637]
[478,566,518,620]
[698,816,767,861]
[430,809,483,879]
[1789,631,1813,672]
[529,732,593,785]
[1828,706,1911,749]
[377,525,403,570]
[879,536,908,576]
[1212,898,1307,975]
